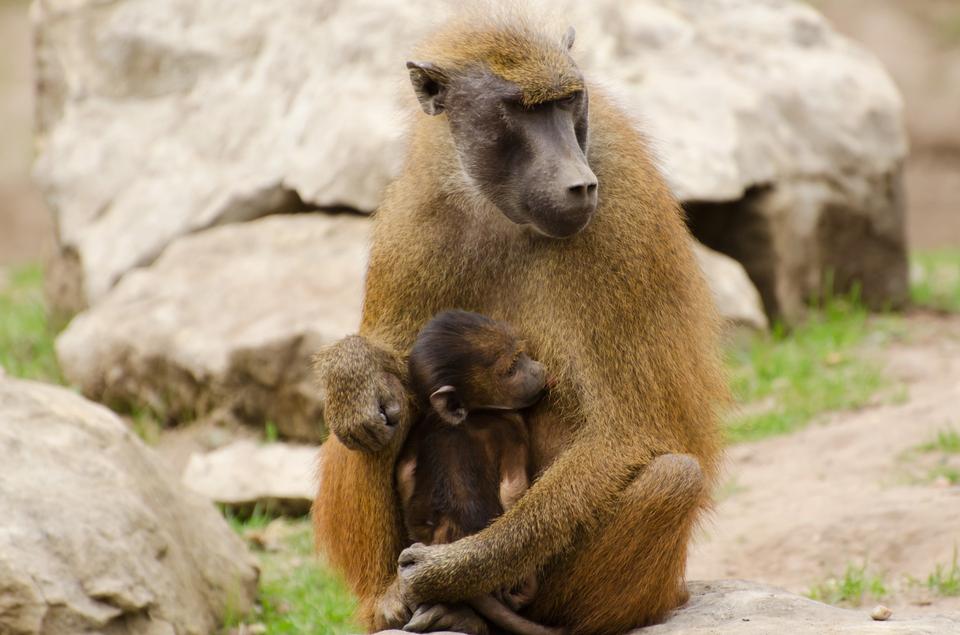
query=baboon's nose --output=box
[567,179,598,211]
[567,174,597,214]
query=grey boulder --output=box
[692,242,768,332]
[35,0,907,321]
[55,212,765,437]
[183,440,319,515]
[640,580,960,634]
[55,214,369,441]
[0,375,258,635]
[374,580,960,635]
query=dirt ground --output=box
[691,311,960,616]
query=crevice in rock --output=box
[307,203,373,217]
[215,183,309,225]
[44,244,86,317]
[816,199,909,310]
[684,186,782,321]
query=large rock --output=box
[692,242,768,332]
[376,580,960,634]
[35,0,907,320]
[0,375,258,635]
[183,440,319,515]
[54,211,762,436]
[56,214,368,441]
[641,580,959,634]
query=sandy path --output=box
[690,313,960,616]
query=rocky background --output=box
[34,0,913,438]
[1,0,958,633]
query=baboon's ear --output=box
[561,26,576,51]
[429,385,467,425]
[406,61,448,115]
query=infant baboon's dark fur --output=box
[396,310,561,635]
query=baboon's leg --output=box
[529,454,707,635]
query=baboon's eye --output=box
[557,92,580,108]
[501,96,525,111]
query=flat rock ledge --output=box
[183,439,319,515]
[56,214,369,441]
[0,376,258,635]
[376,580,960,635]
[54,212,765,441]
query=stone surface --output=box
[35,0,907,319]
[56,214,368,441]
[375,580,960,635]
[183,440,319,515]
[692,242,768,332]
[55,210,761,434]
[0,375,258,635]
[638,580,959,634]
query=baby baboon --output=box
[395,310,561,635]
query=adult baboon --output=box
[313,12,726,635]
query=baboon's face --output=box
[471,343,549,413]
[430,347,548,426]
[407,63,598,239]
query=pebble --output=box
[870,604,893,621]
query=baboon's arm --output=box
[313,334,416,629]
[399,432,651,602]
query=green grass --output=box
[226,516,359,634]
[0,264,65,383]
[808,562,888,607]
[127,406,164,444]
[725,292,892,442]
[911,250,960,313]
[910,426,960,485]
[927,549,960,597]
[917,427,960,454]
[928,464,960,485]
[265,421,280,444]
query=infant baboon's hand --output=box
[314,335,406,453]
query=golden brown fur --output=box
[313,14,727,634]
[414,15,582,106]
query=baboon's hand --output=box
[314,335,406,453]
[398,541,456,605]
[374,578,412,630]
[403,603,489,634]
[329,370,404,453]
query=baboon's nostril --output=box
[568,182,595,198]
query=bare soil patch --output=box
[691,312,960,616]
